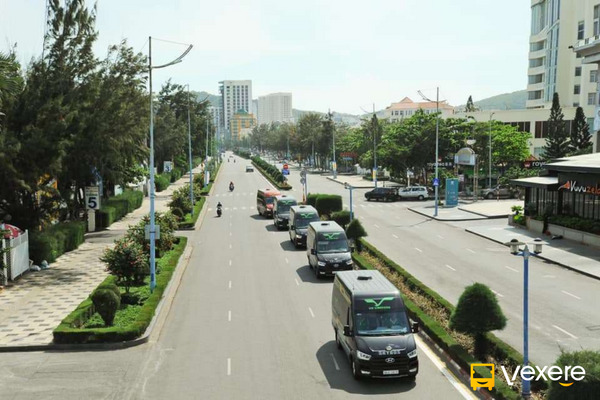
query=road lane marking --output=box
[229,260,232,266]
[552,325,578,339]
[415,247,423,253]
[392,234,399,239]
[374,224,380,229]
[228,311,231,322]
[285,258,289,264]
[330,353,340,371]
[294,278,300,286]
[308,307,315,318]
[466,248,476,254]
[543,275,556,278]
[228,280,232,289]
[415,336,477,400]
[227,358,231,376]
[233,207,237,210]
[229,232,232,236]
[505,266,519,273]
[445,264,456,271]
[561,290,581,300]
[491,289,504,298]
[437,234,444,239]
[229,244,232,249]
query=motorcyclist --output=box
[216,201,223,217]
[229,181,235,191]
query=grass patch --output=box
[84,305,142,329]
[53,237,188,344]
[178,197,206,230]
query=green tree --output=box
[346,218,367,251]
[569,106,592,155]
[490,123,530,169]
[542,93,569,160]
[449,283,506,360]
[546,350,600,399]
[297,113,322,167]
[465,95,476,112]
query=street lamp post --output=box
[147,36,192,292]
[185,84,194,216]
[344,182,354,221]
[418,88,440,217]
[505,238,544,399]
[488,112,495,189]
[372,104,378,189]
[331,110,337,180]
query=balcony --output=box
[527,82,545,92]
[573,35,600,64]
[528,48,546,60]
[526,98,546,109]
[528,65,545,76]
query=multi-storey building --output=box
[382,97,454,123]
[229,110,256,142]
[257,92,293,125]
[219,80,252,139]
[527,0,598,117]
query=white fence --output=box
[1,230,30,281]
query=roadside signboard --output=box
[433,178,440,187]
[445,178,459,207]
[282,168,290,175]
[163,161,173,173]
[85,186,100,210]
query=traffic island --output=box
[53,237,187,344]
[352,239,547,400]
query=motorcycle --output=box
[229,183,235,192]
[217,206,222,217]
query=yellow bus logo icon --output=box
[470,363,495,391]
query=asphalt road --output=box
[0,153,476,400]
[278,159,600,367]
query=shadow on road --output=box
[250,214,266,220]
[296,265,333,284]
[265,224,279,232]
[316,341,416,395]
[279,240,301,252]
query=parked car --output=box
[398,186,428,201]
[364,187,399,202]
[480,185,515,199]
[245,165,254,172]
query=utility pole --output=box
[373,103,378,189]
[488,112,495,189]
[186,85,194,216]
[418,88,441,217]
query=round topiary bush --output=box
[96,283,121,300]
[91,288,121,326]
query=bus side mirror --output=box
[310,249,316,255]
[343,325,352,336]
[411,320,419,333]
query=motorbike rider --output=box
[216,201,223,216]
[229,181,235,191]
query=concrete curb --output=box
[408,207,486,222]
[418,329,492,400]
[465,228,600,282]
[457,207,509,219]
[325,177,374,189]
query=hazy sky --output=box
[1,0,530,114]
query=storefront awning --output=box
[511,176,559,189]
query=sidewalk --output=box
[0,167,200,347]
[326,174,387,188]
[409,199,521,221]
[466,224,600,280]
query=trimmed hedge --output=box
[170,168,183,183]
[353,239,545,399]
[315,194,342,217]
[251,156,292,190]
[53,237,188,344]
[178,197,206,230]
[155,174,170,192]
[95,190,144,230]
[29,221,87,264]
[235,150,251,159]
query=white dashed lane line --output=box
[445,264,456,271]
[308,307,315,318]
[505,265,519,273]
[491,289,504,298]
[561,290,581,300]
[552,325,578,339]
[415,247,423,253]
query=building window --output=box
[575,67,582,77]
[595,5,600,36]
[578,21,585,40]
[591,70,598,82]
[529,58,544,68]
[588,93,597,105]
[535,121,548,138]
[574,102,580,107]
[574,85,581,95]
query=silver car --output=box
[398,186,429,201]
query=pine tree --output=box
[465,95,476,112]
[542,93,570,160]
[569,106,592,154]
